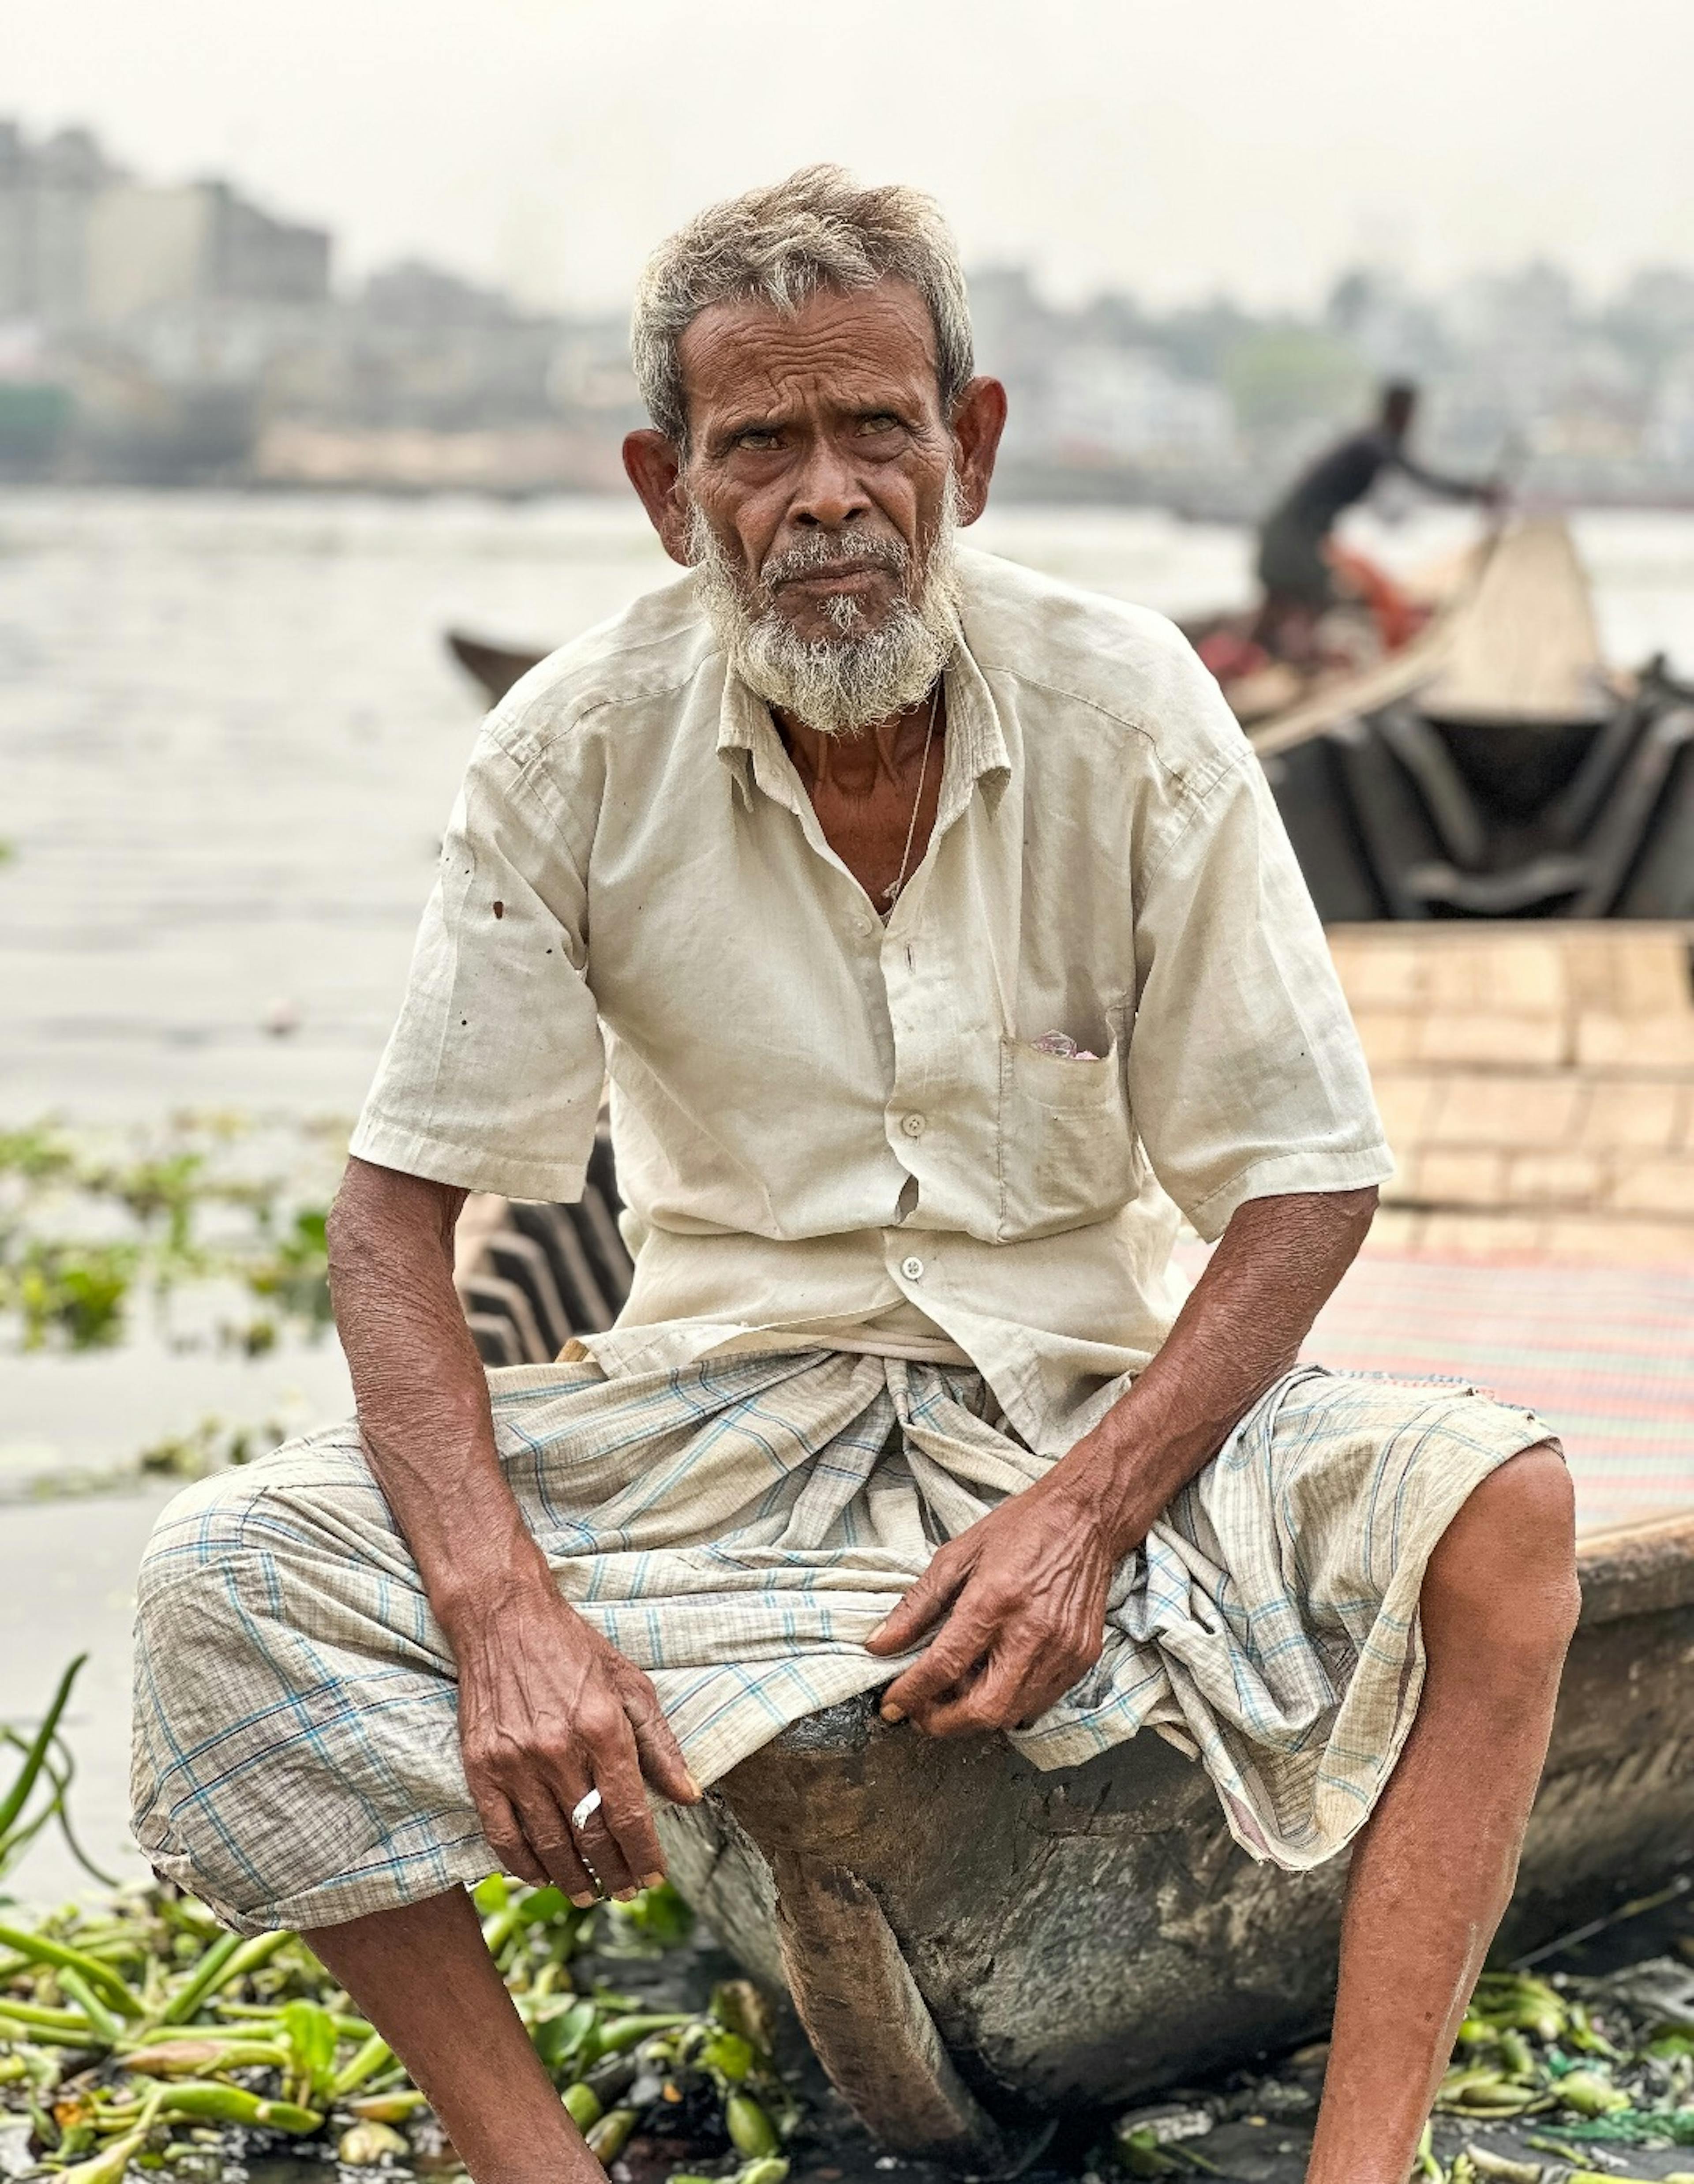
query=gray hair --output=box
[630,164,974,448]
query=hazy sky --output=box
[10,0,1694,313]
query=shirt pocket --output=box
[996,1015,1140,1241]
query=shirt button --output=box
[900,1112,926,1139]
[900,1255,925,1282]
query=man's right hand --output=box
[445,1565,700,1904]
[326,1159,701,1903]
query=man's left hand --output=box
[862,1470,1124,1736]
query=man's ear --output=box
[622,430,694,566]
[949,377,1008,527]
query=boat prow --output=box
[446,630,549,706]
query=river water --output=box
[4,489,1694,1126]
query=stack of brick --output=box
[1329,923,1694,1263]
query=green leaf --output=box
[279,1997,341,2099]
[530,1998,597,2073]
[0,1655,86,1843]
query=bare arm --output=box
[865,1186,1378,1733]
[1391,445,1501,504]
[326,1156,697,1900]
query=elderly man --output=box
[133,168,1577,2184]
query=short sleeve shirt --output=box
[352,548,1390,1452]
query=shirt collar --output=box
[715,634,1012,820]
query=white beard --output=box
[687,487,963,735]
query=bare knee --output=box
[1422,1445,1580,1670]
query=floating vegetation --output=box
[0,1117,339,1359]
[0,1873,798,2182]
[1433,1963,1694,2150]
[1102,1955,1694,2180]
[134,1415,297,1482]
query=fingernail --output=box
[570,1891,596,1908]
[881,1703,905,1723]
[641,1871,665,1890]
[867,1619,888,1641]
[615,1888,637,1903]
[682,1770,703,1801]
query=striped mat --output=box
[1177,1249,1694,1535]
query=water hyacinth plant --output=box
[0,1865,798,2183]
[1433,1963,1694,2147]
[1103,1951,1694,2179]
[0,1660,112,1898]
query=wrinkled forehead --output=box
[676,278,943,430]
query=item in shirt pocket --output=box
[1030,1031,1102,1062]
[998,1022,1139,1239]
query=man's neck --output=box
[776,689,943,802]
[770,685,948,910]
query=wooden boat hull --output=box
[656,1512,1694,2164]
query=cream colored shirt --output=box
[352,548,1390,1453]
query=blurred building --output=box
[5,112,1694,506]
[0,122,329,326]
[0,121,123,322]
[1645,355,1694,469]
[83,178,329,321]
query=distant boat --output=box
[446,630,549,705]
[1248,518,1694,920]
[443,517,1694,921]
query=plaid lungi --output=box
[131,1353,1552,1935]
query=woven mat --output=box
[1176,1249,1694,1535]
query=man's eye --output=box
[856,414,902,435]
[736,428,780,450]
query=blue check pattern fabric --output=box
[131,1354,1550,1934]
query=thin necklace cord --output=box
[883,679,942,910]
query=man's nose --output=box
[787,437,870,531]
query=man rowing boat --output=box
[132,168,1577,2184]
[1253,380,1500,661]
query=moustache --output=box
[758,532,911,595]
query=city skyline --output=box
[6,107,1694,504]
[10,0,1694,316]
[4,106,1691,337]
